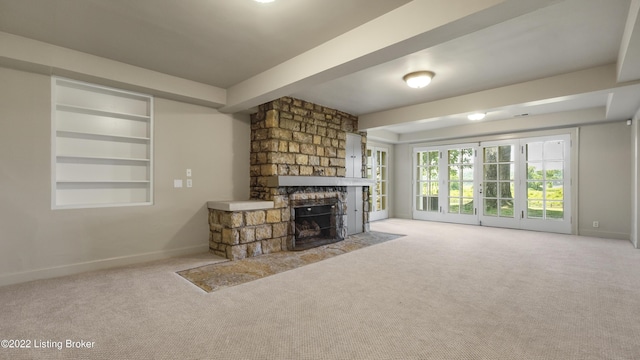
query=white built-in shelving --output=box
[52,77,153,209]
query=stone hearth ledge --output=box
[207,200,274,211]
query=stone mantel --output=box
[266,176,375,187]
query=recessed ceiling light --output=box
[254,0,275,3]
[468,112,486,121]
[403,71,435,89]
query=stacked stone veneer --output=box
[209,188,350,260]
[250,97,365,198]
[209,97,369,260]
[208,206,287,259]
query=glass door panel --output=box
[479,142,520,228]
[526,141,564,220]
[522,136,570,233]
[414,149,441,220]
[446,147,477,223]
[377,150,387,213]
[368,147,389,221]
[482,145,515,218]
[416,150,439,212]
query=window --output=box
[412,135,571,233]
[51,77,153,209]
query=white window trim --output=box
[367,145,390,221]
[411,131,575,234]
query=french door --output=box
[367,147,389,221]
[520,136,571,233]
[413,135,572,234]
[413,144,479,225]
[478,141,519,228]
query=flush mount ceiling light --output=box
[403,71,435,89]
[467,112,486,121]
[254,0,275,3]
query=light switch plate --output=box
[174,179,183,188]
[186,169,192,177]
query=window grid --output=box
[416,150,439,212]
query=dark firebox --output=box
[291,197,343,250]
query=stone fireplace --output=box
[207,97,371,260]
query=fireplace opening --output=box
[292,202,340,251]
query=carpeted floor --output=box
[1,219,640,359]
[178,231,403,292]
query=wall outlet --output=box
[186,169,192,177]
[186,179,193,188]
[593,221,599,228]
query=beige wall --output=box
[392,142,413,220]
[578,122,632,239]
[390,122,632,240]
[0,67,250,286]
[632,110,640,248]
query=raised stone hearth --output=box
[208,186,357,260]
[208,97,370,260]
[207,202,287,260]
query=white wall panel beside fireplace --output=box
[347,187,364,235]
[346,133,363,178]
[52,77,153,209]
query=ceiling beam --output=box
[366,129,401,144]
[392,108,607,144]
[359,64,640,131]
[220,0,563,114]
[606,83,640,120]
[0,31,227,108]
[618,0,640,83]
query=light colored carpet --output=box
[178,231,403,292]
[1,219,640,359]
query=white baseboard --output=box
[578,229,631,241]
[0,244,209,288]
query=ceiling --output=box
[0,0,411,88]
[1,0,639,143]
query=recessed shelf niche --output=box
[52,77,153,209]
